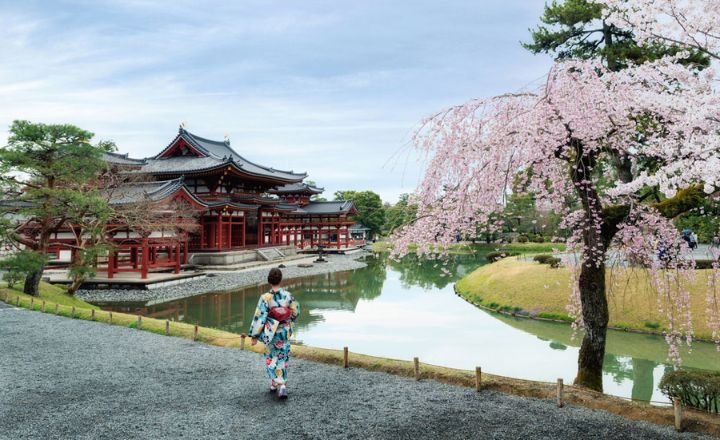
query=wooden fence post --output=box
[109,311,113,325]
[137,315,142,329]
[55,303,59,314]
[475,367,482,392]
[673,398,683,432]
[42,301,46,313]
[240,334,246,350]
[414,357,420,380]
[71,306,76,319]
[193,324,198,341]
[557,378,564,408]
[91,309,96,321]
[165,320,170,336]
[16,296,20,306]
[30,297,34,308]
[343,347,349,368]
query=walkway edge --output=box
[1,291,718,437]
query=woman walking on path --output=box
[249,268,300,399]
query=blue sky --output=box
[0,0,552,203]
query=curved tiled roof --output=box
[204,201,259,210]
[108,178,190,205]
[294,200,356,215]
[269,182,324,195]
[103,152,146,166]
[146,128,307,182]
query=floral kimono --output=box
[248,288,300,388]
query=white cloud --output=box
[0,0,552,203]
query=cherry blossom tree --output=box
[392,56,720,390]
[596,0,720,61]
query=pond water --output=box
[135,253,720,403]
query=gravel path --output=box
[0,307,712,440]
[76,253,368,305]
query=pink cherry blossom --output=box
[392,56,720,365]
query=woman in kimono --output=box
[249,268,300,399]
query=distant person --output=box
[657,241,670,265]
[690,232,699,250]
[249,268,300,399]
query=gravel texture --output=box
[76,253,368,305]
[0,306,713,440]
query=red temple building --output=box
[44,127,361,279]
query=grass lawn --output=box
[0,282,99,310]
[455,257,717,340]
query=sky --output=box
[0,0,552,203]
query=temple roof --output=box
[294,200,356,215]
[108,178,194,205]
[141,128,307,182]
[204,201,259,210]
[269,182,324,195]
[103,152,146,166]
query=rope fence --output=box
[0,292,692,432]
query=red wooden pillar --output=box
[141,238,149,279]
[200,216,206,249]
[336,226,341,249]
[184,239,189,264]
[107,249,114,279]
[241,216,246,247]
[345,226,350,247]
[227,215,233,249]
[175,243,181,274]
[218,213,224,250]
[259,215,264,246]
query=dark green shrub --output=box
[486,251,520,262]
[531,235,545,243]
[695,259,719,269]
[660,369,720,413]
[517,235,529,243]
[533,254,561,268]
[534,254,552,264]
[643,321,661,329]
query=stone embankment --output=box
[76,254,368,305]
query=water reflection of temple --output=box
[133,257,388,334]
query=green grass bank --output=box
[455,257,718,340]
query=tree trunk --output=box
[570,140,610,391]
[574,260,609,391]
[23,229,51,296]
[67,277,84,295]
[67,248,83,295]
[23,265,44,296]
